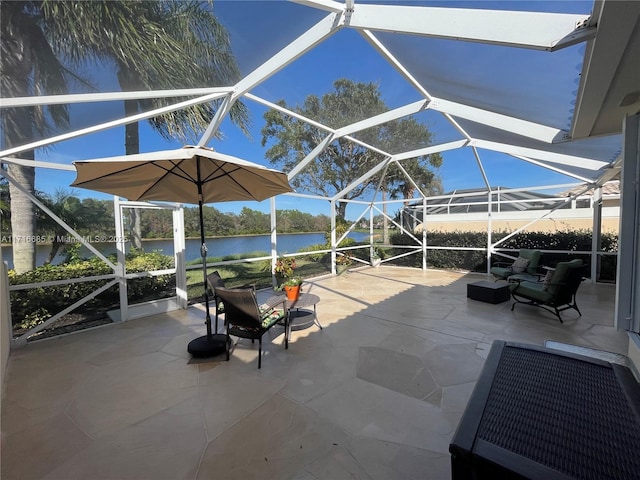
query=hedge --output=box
[9,229,618,330]
[389,229,618,282]
[9,251,175,330]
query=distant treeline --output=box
[13,196,332,240]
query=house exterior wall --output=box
[414,206,620,234]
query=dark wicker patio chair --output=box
[207,271,226,324]
[214,286,288,368]
[510,259,586,323]
[491,249,542,281]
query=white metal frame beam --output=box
[332,156,392,201]
[359,29,433,100]
[346,4,595,51]
[292,0,345,14]
[428,97,570,144]
[0,168,117,270]
[198,11,344,144]
[334,100,429,137]
[471,139,609,170]
[0,87,233,108]
[392,140,469,162]
[512,154,595,183]
[0,91,228,157]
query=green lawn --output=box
[185,257,333,302]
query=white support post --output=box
[615,113,640,332]
[173,206,188,309]
[422,197,427,270]
[487,191,493,275]
[270,197,278,286]
[114,197,128,322]
[369,205,374,259]
[331,201,337,274]
[591,186,603,283]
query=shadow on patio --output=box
[1,266,627,479]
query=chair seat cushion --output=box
[229,325,260,337]
[228,309,284,338]
[508,273,542,283]
[490,266,513,279]
[260,307,285,328]
[511,280,553,303]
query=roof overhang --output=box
[571,0,640,139]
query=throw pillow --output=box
[542,269,555,291]
[511,256,530,274]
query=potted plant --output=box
[276,276,303,301]
[335,253,353,275]
[370,247,382,267]
[273,256,302,299]
[273,256,297,288]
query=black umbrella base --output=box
[187,334,227,357]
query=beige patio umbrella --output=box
[71,145,292,357]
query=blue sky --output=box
[34,0,601,220]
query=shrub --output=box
[389,229,618,281]
[299,243,329,262]
[324,221,356,248]
[273,256,297,277]
[9,251,175,329]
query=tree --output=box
[139,208,173,239]
[46,1,250,250]
[261,79,442,220]
[43,1,250,142]
[0,174,10,233]
[2,1,249,270]
[0,0,87,272]
[238,207,270,234]
[277,209,318,233]
[65,1,249,249]
[37,190,107,264]
[183,205,236,238]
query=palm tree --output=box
[1,1,85,273]
[2,1,249,270]
[113,1,249,249]
[46,1,250,249]
[0,174,10,234]
[37,189,105,264]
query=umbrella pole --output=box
[201,238,212,339]
[187,163,226,357]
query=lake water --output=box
[2,231,371,269]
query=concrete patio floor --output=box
[1,266,629,479]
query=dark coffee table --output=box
[467,281,510,304]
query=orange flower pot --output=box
[284,284,301,301]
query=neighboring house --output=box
[403,181,621,234]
